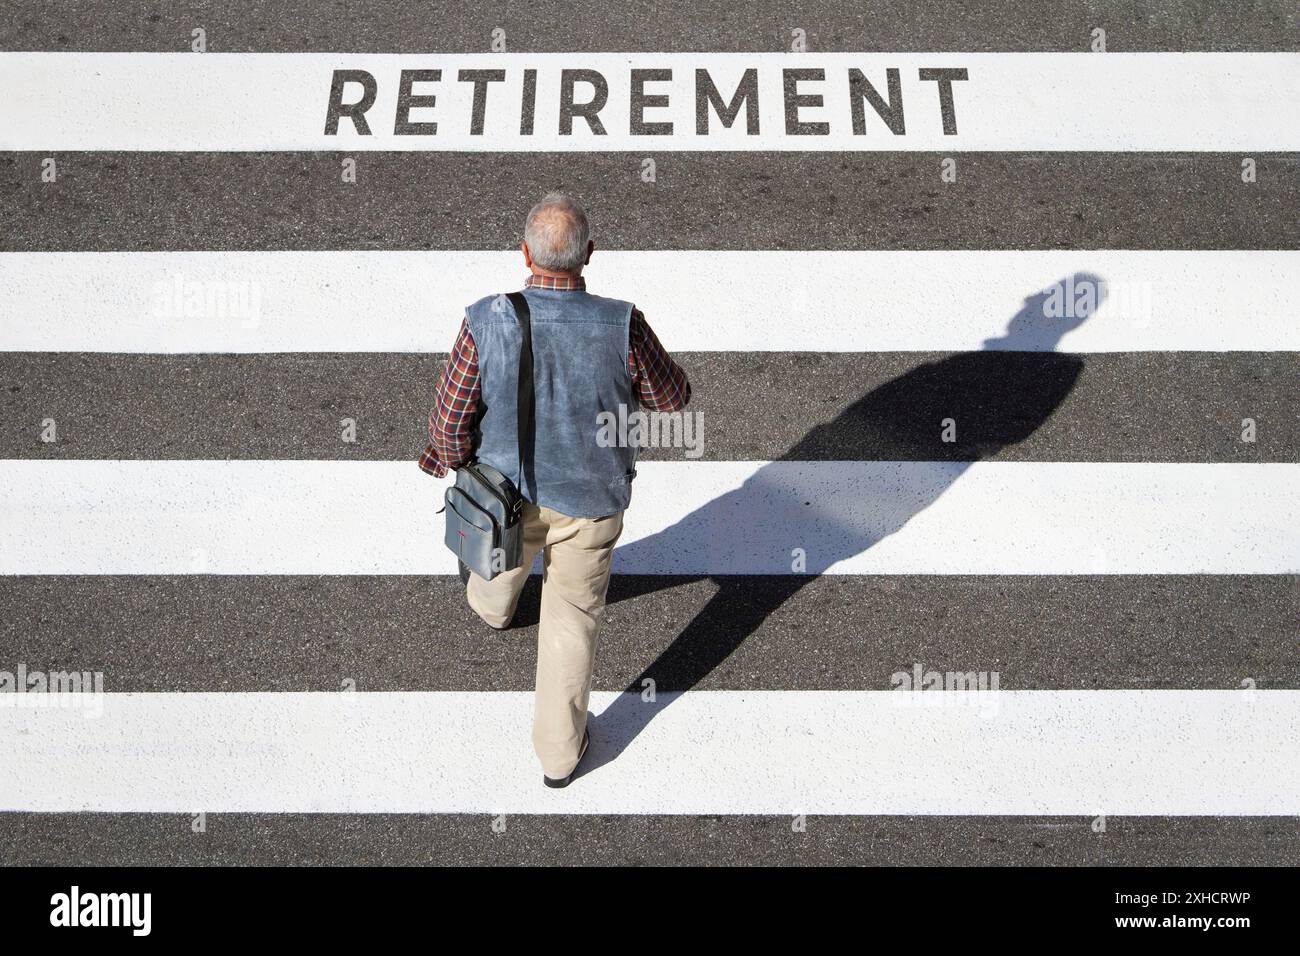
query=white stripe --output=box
[1,460,1295,575]
[2,52,1297,151]
[3,250,1298,353]
[1,690,1295,814]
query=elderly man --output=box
[419,193,691,787]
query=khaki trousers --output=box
[466,501,624,779]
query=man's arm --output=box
[629,308,691,412]
[418,317,481,477]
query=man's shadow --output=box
[523,274,1101,776]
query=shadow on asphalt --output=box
[569,273,1103,778]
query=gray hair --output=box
[523,192,591,273]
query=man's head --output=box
[522,192,594,275]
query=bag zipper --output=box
[461,465,522,527]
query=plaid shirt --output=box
[418,273,692,477]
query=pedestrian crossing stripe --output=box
[3,52,1299,151]
[3,690,1297,814]
[1,460,1296,575]
[4,250,1299,353]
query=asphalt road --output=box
[0,1,1296,866]
[0,0,1294,52]
[4,152,1299,251]
[2,351,1296,461]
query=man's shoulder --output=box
[466,289,635,329]
[546,291,635,327]
[579,291,636,313]
[478,290,635,312]
[465,292,516,326]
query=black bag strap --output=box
[506,291,535,495]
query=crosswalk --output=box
[6,52,1299,151]
[6,691,1298,814]
[5,251,1300,352]
[1,4,1297,865]
[3,460,1297,574]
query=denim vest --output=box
[467,287,638,519]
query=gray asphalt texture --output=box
[1,813,1296,866]
[2,351,1297,462]
[3,152,1298,251]
[0,0,1295,52]
[2,575,1294,691]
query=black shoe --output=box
[543,728,590,789]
